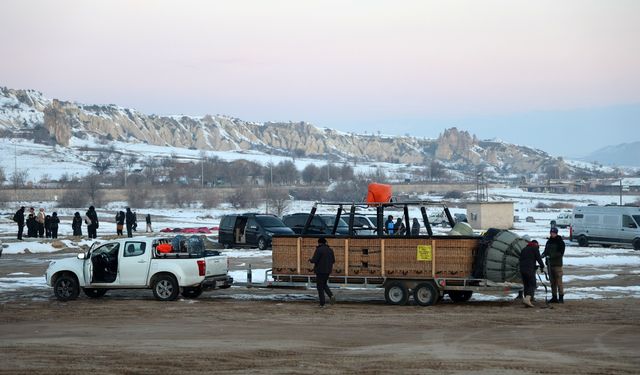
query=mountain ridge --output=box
[1,86,575,177]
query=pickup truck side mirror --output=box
[77,253,86,260]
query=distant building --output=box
[466,201,515,230]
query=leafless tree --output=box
[302,164,320,184]
[264,187,290,216]
[228,186,258,209]
[84,173,105,207]
[11,170,29,189]
[0,166,6,185]
[93,151,114,174]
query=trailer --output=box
[235,201,526,306]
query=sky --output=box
[1,0,639,158]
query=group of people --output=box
[384,215,420,236]
[519,227,566,307]
[12,207,60,240]
[114,207,153,237]
[14,205,152,240]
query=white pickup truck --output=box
[45,236,233,301]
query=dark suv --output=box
[219,213,294,250]
[282,213,350,235]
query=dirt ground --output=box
[0,290,639,375]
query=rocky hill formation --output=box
[1,86,567,176]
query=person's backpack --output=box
[12,212,19,222]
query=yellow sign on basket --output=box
[417,245,432,261]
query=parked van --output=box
[219,214,294,250]
[570,206,640,250]
[551,212,572,228]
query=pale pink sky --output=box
[1,0,639,155]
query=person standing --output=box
[411,218,420,236]
[542,227,566,303]
[519,239,545,307]
[14,206,25,240]
[125,207,135,238]
[26,208,36,237]
[309,237,336,308]
[44,214,52,238]
[394,218,406,235]
[50,212,60,239]
[36,208,46,238]
[385,215,395,235]
[145,213,153,232]
[115,210,125,236]
[86,206,99,239]
[72,212,83,237]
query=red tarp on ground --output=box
[159,227,218,234]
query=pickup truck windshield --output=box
[256,216,286,227]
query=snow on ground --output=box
[0,276,46,291]
[1,188,639,301]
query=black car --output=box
[219,213,294,250]
[282,213,350,235]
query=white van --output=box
[570,206,640,250]
[552,212,572,228]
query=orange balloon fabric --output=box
[366,183,392,204]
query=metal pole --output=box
[620,178,623,206]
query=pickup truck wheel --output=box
[54,275,79,301]
[257,237,267,251]
[181,287,203,299]
[413,282,439,306]
[448,291,473,303]
[578,236,589,247]
[152,275,179,301]
[83,288,107,298]
[384,281,409,305]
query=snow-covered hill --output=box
[0,86,609,181]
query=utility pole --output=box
[620,178,623,206]
[201,157,204,187]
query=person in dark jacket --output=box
[519,240,545,307]
[132,211,138,232]
[115,210,125,236]
[86,206,99,239]
[26,208,36,237]
[145,213,152,232]
[411,218,420,236]
[542,227,566,303]
[394,218,406,235]
[125,207,135,238]
[309,237,336,307]
[50,212,60,239]
[72,212,83,236]
[44,214,52,238]
[14,206,25,240]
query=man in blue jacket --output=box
[309,237,336,307]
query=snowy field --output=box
[0,187,639,302]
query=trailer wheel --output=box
[384,281,409,305]
[413,282,438,306]
[578,235,589,247]
[83,288,107,298]
[181,286,203,299]
[54,274,80,301]
[448,291,473,303]
[152,274,179,301]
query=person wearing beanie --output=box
[50,212,60,239]
[542,227,566,303]
[309,237,336,307]
[519,239,545,307]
